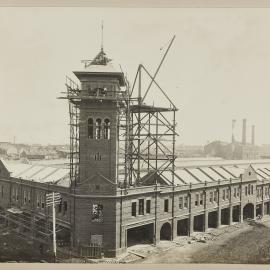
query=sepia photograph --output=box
[1,3,270,265]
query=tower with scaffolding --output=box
[64,38,178,190]
[60,36,178,256]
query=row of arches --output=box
[88,118,111,140]
[126,203,263,248]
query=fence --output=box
[56,244,103,262]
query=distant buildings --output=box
[204,119,260,160]
[0,142,69,161]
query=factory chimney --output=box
[232,119,236,143]
[242,118,247,145]
[252,125,255,145]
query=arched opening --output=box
[103,119,111,139]
[95,118,102,139]
[160,222,172,240]
[243,203,254,220]
[88,118,94,139]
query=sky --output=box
[1,7,270,146]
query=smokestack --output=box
[252,125,255,145]
[232,119,236,143]
[242,119,247,145]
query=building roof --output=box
[169,161,270,186]
[73,49,126,86]
[1,160,70,188]
[2,158,270,188]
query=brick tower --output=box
[68,48,126,256]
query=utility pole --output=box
[52,192,56,263]
[46,190,61,263]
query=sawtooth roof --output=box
[1,160,70,188]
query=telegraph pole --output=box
[46,190,61,263]
[52,192,56,263]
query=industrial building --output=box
[1,42,270,258]
[204,119,260,160]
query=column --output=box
[189,214,193,236]
[121,226,126,250]
[239,206,243,223]
[217,207,221,228]
[172,219,177,240]
[262,202,265,217]
[229,205,233,225]
[204,210,208,231]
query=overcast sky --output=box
[1,8,270,146]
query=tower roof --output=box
[73,49,126,86]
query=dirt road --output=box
[141,219,270,264]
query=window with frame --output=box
[41,195,45,209]
[226,188,229,200]
[214,190,218,202]
[139,199,144,215]
[37,194,40,208]
[15,188,18,201]
[179,197,183,209]
[245,186,248,196]
[95,118,102,139]
[184,196,188,208]
[94,152,102,161]
[103,119,111,139]
[251,185,254,195]
[200,193,203,205]
[195,194,199,206]
[233,187,236,198]
[28,191,31,204]
[146,200,151,214]
[23,190,27,204]
[222,189,225,200]
[58,198,63,213]
[237,186,240,197]
[209,191,213,203]
[164,199,169,212]
[88,118,94,139]
[131,202,137,217]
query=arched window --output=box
[104,119,111,139]
[96,118,102,139]
[88,118,94,139]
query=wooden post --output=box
[52,192,57,263]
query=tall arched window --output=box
[88,118,94,139]
[104,119,111,139]
[96,118,102,139]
